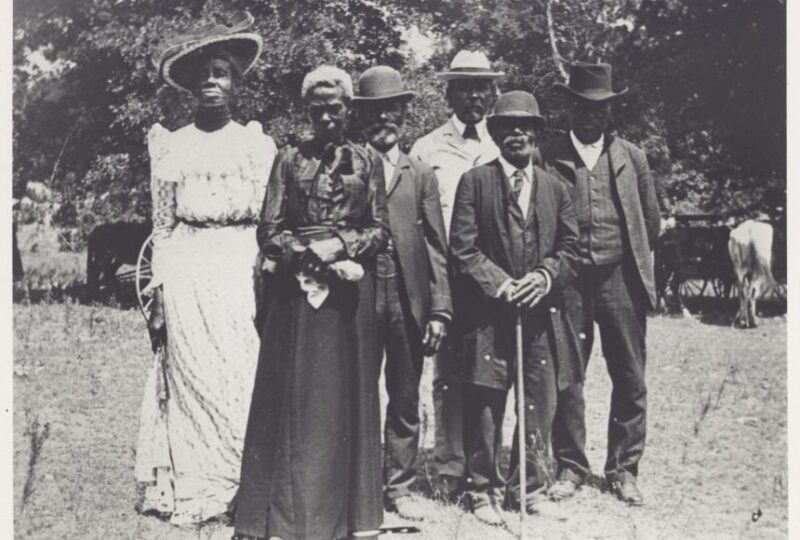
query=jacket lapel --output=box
[550,134,578,185]
[607,137,634,209]
[489,160,515,270]
[386,153,410,198]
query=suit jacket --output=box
[539,133,661,308]
[386,151,452,331]
[449,159,583,391]
[409,118,499,237]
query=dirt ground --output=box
[13,301,787,539]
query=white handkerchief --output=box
[296,260,365,309]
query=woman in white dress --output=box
[135,13,277,526]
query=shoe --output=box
[548,477,580,501]
[473,503,504,526]
[523,491,553,515]
[609,479,643,506]
[388,494,432,521]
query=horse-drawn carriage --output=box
[85,221,155,317]
[655,213,786,313]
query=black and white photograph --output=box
[7,0,791,538]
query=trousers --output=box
[552,259,648,484]
[463,316,557,506]
[375,254,425,499]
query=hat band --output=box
[448,67,493,73]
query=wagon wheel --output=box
[767,282,787,301]
[678,279,702,298]
[135,233,155,322]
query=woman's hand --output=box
[308,237,345,263]
[147,288,167,352]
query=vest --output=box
[574,149,625,264]
[506,176,540,279]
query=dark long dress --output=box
[235,140,389,540]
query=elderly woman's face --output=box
[193,57,234,107]
[306,85,349,142]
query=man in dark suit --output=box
[540,62,661,506]
[449,91,581,525]
[353,66,452,521]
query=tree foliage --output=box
[13,0,785,235]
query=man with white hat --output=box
[409,50,504,499]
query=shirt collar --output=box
[569,130,604,151]
[450,114,489,141]
[372,143,400,167]
[498,154,533,182]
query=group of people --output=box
[134,12,660,540]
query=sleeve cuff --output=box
[534,268,552,294]
[430,311,452,324]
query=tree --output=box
[13,0,408,236]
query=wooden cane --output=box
[516,310,526,539]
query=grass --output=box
[13,300,787,540]
[12,223,788,538]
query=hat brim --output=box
[553,83,629,102]
[437,71,505,82]
[161,33,263,93]
[351,91,416,103]
[487,112,546,127]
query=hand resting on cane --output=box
[510,270,550,309]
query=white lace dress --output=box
[135,120,276,525]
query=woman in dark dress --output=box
[234,66,389,540]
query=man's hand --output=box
[308,237,345,263]
[498,279,519,304]
[511,271,549,308]
[423,319,448,356]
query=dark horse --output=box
[86,222,152,301]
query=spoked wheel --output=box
[765,282,787,301]
[135,233,155,322]
[678,278,703,298]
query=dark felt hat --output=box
[487,91,546,127]
[554,61,628,102]
[352,66,415,103]
[153,11,262,93]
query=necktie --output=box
[511,169,525,203]
[462,123,479,141]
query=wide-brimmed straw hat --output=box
[352,66,415,103]
[487,91,545,128]
[153,11,263,93]
[554,61,628,102]
[436,50,505,82]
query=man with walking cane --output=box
[449,91,582,526]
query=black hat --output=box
[487,91,546,128]
[554,62,628,102]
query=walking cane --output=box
[515,310,526,540]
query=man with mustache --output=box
[409,50,503,499]
[352,66,452,521]
[449,91,581,524]
[540,62,660,506]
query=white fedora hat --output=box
[436,50,505,82]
